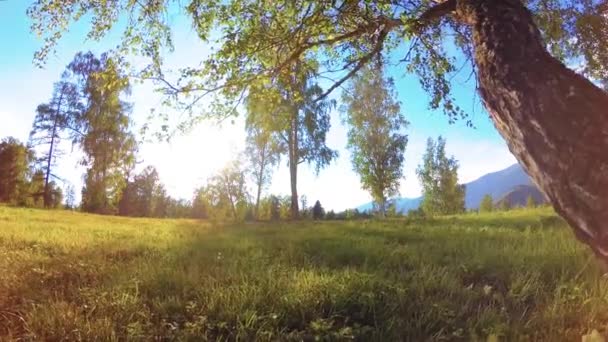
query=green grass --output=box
[1,206,607,341]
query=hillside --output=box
[496,184,547,207]
[1,206,606,340]
[358,163,537,213]
[463,163,534,208]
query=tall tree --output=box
[29,79,82,208]
[247,64,337,219]
[341,63,408,217]
[0,137,34,204]
[417,136,465,216]
[30,1,608,260]
[67,52,137,214]
[245,117,282,220]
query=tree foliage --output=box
[0,138,34,205]
[416,136,465,216]
[342,62,408,216]
[27,0,608,127]
[66,52,137,214]
[118,166,168,217]
[245,107,282,220]
[0,137,63,208]
[25,0,608,257]
[29,79,82,208]
[203,160,249,221]
[192,186,211,219]
[479,194,494,213]
[246,65,337,218]
[312,200,325,220]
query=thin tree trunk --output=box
[255,174,263,220]
[457,0,608,263]
[378,198,386,219]
[44,89,65,208]
[255,148,266,220]
[229,195,237,220]
[289,111,299,220]
[289,159,299,219]
[223,177,238,220]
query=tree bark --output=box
[255,172,263,220]
[255,146,266,220]
[289,110,300,220]
[378,198,386,219]
[288,108,300,220]
[456,0,608,263]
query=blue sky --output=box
[0,1,516,211]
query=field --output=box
[1,206,608,341]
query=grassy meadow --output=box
[1,206,608,341]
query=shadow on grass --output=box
[1,214,601,341]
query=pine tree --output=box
[312,200,325,220]
[29,79,82,208]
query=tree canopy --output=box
[246,65,337,218]
[29,79,82,207]
[0,138,34,204]
[68,52,137,214]
[28,0,608,126]
[417,136,465,216]
[342,62,408,216]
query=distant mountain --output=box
[356,197,422,213]
[356,163,541,213]
[463,163,533,208]
[495,184,547,207]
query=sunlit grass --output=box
[1,206,607,340]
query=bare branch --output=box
[314,28,389,102]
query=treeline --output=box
[0,136,371,220]
[0,138,64,208]
[478,193,542,213]
[1,51,470,220]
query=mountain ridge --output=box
[356,163,540,213]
